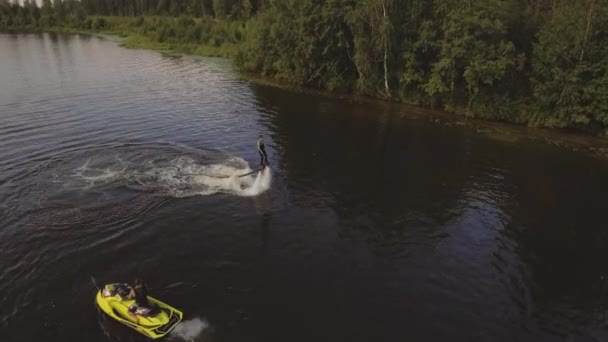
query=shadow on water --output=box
[505,149,608,335]
[250,84,608,340]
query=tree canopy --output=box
[1,0,607,132]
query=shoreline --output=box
[238,72,608,159]
[4,29,608,158]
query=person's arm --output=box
[127,287,135,300]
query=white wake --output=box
[68,155,272,197]
[170,317,209,341]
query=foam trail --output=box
[64,151,272,198]
[170,317,209,341]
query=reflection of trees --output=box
[251,83,608,324]
[508,150,608,314]
[250,84,477,249]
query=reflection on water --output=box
[1,33,608,342]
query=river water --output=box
[1,33,608,342]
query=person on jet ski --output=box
[257,135,269,169]
[127,278,149,310]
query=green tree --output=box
[213,0,226,18]
[397,0,435,102]
[241,0,252,19]
[27,0,41,26]
[346,0,394,96]
[65,0,86,27]
[54,0,66,25]
[237,0,356,90]
[157,0,170,15]
[531,0,608,127]
[0,0,10,29]
[39,0,55,27]
[423,0,521,115]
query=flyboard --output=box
[183,165,266,179]
[236,166,265,178]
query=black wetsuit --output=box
[257,138,268,167]
[134,284,149,308]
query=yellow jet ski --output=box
[95,283,183,339]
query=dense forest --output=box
[1,0,607,132]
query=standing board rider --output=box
[257,135,269,168]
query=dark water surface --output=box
[2,33,608,342]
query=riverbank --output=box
[3,24,608,158]
[237,71,608,159]
[1,16,242,58]
[4,1,608,134]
